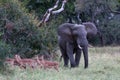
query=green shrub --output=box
[0,41,11,71]
[0,0,64,59]
[0,0,42,58]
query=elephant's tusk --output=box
[78,45,82,49]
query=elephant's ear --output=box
[58,23,73,36]
[82,22,97,36]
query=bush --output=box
[0,0,64,59]
[101,14,120,45]
[0,0,42,58]
[0,41,11,71]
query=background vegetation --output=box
[0,0,120,74]
[23,0,120,45]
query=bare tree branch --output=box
[49,0,59,11]
[37,0,67,27]
[76,12,82,23]
[37,0,60,27]
[52,0,67,14]
[44,0,60,22]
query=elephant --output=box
[57,22,97,68]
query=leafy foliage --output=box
[0,40,12,72]
[38,16,65,54]
[0,0,64,59]
[75,0,120,45]
[0,0,42,58]
[0,0,63,72]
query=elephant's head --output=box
[58,22,97,47]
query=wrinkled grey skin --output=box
[57,22,97,68]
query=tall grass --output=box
[0,47,120,80]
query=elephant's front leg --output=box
[66,42,76,67]
[75,48,82,67]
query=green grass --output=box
[0,47,120,80]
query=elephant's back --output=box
[58,23,73,29]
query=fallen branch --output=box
[5,55,59,71]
